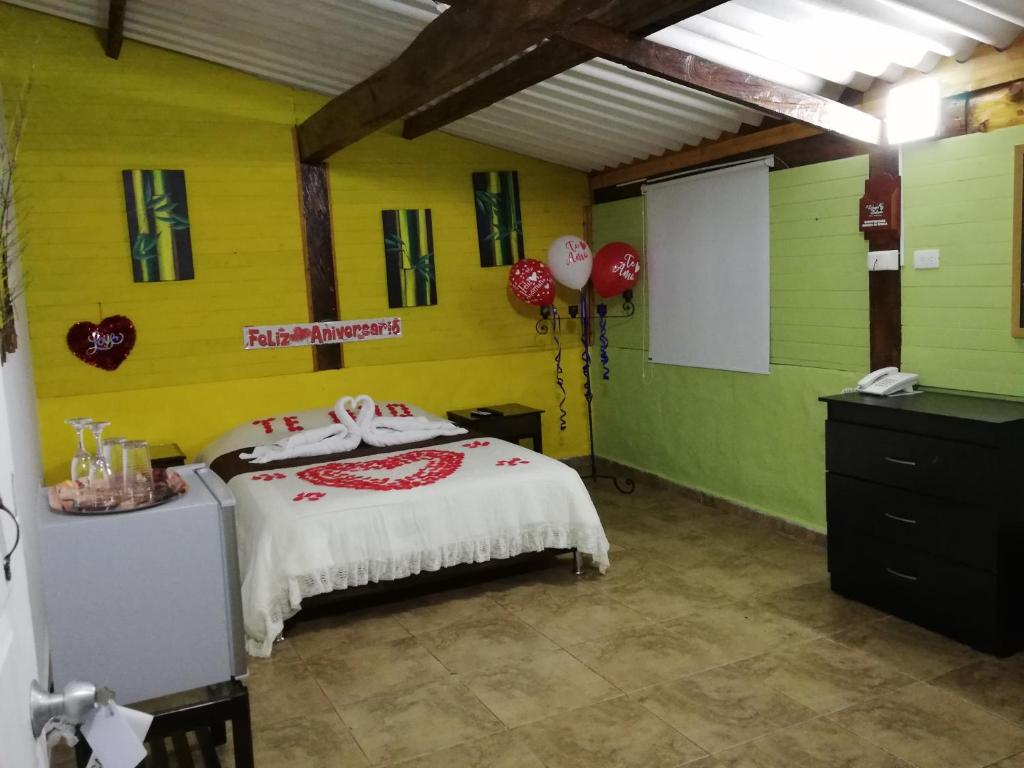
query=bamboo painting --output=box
[122,169,194,282]
[382,209,437,308]
[473,170,524,267]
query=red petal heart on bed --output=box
[297,449,465,491]
[66,315,136,371]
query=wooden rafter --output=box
[105,0,127,59]
[559,19,882,147]
[589,123,823,190]
[401,0,727,140]
[297,0,625,162]
[860,36,1024,116]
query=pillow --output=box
[196,400,438,464]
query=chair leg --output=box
[210,719,227,746]
[230,690,255,768]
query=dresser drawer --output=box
[826,474,998,570]
[829,531,1002,653]
[826,421,994,504]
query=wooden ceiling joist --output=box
[105,0,126,60]
[297,0,625,162]
[559,20,882,147]
[401,0,727,141]
[589,123,823,190]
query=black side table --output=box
[150,442,186,470]
[447,403,544,454]
[75,679,253,768]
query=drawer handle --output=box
[883,512,917,525]
[884,456,917,467]
[885,567,918,582]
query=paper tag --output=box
[81,704,148,768]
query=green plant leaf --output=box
[475,189,503,214]
[132,232,159,260]
[410,253,435,279]
[383,234,406,253]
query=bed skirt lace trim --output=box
[246,524,610,657]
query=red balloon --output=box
[592,242,642,298]
[508,259,556,306]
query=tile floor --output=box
[54,481,1024,767]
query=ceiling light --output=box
[886,78,941,145]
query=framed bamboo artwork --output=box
[382,209,437,309]
[473,170,524,267]
[1013,145,1024,336]
[122,169,194,282]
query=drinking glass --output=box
[103,437,127,482]
[121,440,153,506]
[64,417,94,506]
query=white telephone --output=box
[856,367,920,396]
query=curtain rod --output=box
[637,155,776,191]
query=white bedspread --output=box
[227,437,610,656]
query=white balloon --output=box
[546,235,593,290]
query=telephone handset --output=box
[856,367,920,396]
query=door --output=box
[0,88,49,767]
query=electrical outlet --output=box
[914,249,940,269]
[867,250,900,271]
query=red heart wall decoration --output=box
[297,449,464,491]
[66,315,136,371]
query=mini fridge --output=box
[38,464,247,705]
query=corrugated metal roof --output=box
[5,0,1023,170]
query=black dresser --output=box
[821,391,1024,656]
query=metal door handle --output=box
[884,512,917,525]
[884,456,917,467]
[29,680,114,737]
[885,567,918,582]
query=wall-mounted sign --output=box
[244,317,402,350]
[67,315,137,370]
[859,172,900,234]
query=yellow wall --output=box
[0,6,590,481]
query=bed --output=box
[198,401,611,656]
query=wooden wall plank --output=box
[293,132,342,370]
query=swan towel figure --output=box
[240,395,466,462]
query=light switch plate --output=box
[868,250,900,271]
[914,249,940,269]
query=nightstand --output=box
[151,442,186,469]
[447,403,544,453]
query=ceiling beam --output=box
[297,0,625,162]
[589,123,824,190]
[105,0,126,60]
[401,0,727,140]
[559,20,882,146]
[859,35,1024,117]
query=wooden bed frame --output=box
[283,548,582,630]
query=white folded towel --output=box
[240,397,361,463]
[351,394,467,447]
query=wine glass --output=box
[88,421,115,507]
[64,417,94,506]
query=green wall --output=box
[594,128,1024,531]
[902,125,1024,395]
[592,156,871,532]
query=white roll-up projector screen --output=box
[645,158,770,374]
